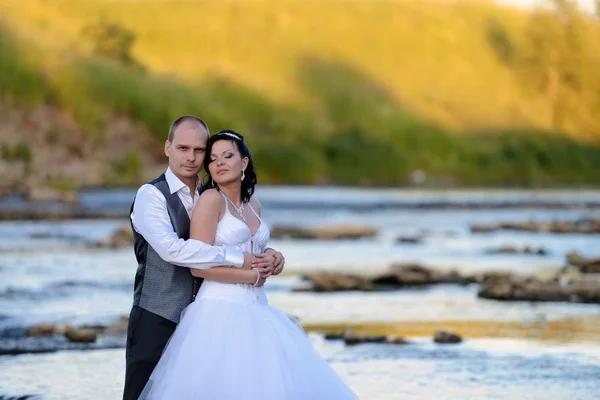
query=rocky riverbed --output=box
[2,189,600,399]
[295,255,600,304]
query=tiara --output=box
[218,132,243,141]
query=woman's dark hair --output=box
[200,130,257,203]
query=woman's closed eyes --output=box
[210,153,234,162]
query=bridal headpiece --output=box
[218,132,244,142]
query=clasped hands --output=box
[243,249,285,287]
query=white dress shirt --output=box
[131,167,245,269]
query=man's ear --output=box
[164,140,171,158]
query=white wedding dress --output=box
[139,193,358,400]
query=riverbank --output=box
[3,0,600,190]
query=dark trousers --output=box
[123,306,177,400]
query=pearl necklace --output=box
[223,193,245,222]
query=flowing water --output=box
[1,188,599,399]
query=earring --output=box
[241,170,245,181]
[211,177,214,186]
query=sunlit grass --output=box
[1,0,600,186]
[0,0,538,129]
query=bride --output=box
[139,130,358,399]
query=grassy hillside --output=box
[1,0,600,188]
[0,0,537,130]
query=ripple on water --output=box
[1,207,599,399]
[0,281,132,301]
[0,337,599,400]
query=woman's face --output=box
[208,139,248,186]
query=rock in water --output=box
[64,325,98,343]
[300,272,372,292]
[342,329,387,346]
[434,330,463,344]
[27,323,57,336]
[567,251,600,273]
[385,335,410,345]
[95,223,133,248]
[270,225,378,240]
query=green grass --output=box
[3,0,532,130]
[1,0,600,187]
[0,23,49,106]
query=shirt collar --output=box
[165,167,200,195]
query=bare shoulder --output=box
[195,189,224,214]
[249,196,262,215]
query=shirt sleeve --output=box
[130,184,245,269]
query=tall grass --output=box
[0,0,542,130]
[0,24,48,106]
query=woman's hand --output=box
[265,249,285,275]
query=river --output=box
[1,187,599,399]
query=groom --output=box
[123,115,285,400]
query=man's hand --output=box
[265,248,285,276]
[252,253,275,278]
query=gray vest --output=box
[129,173,203,324]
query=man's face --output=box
[164,122,208,181]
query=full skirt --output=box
[139,282,358,400]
